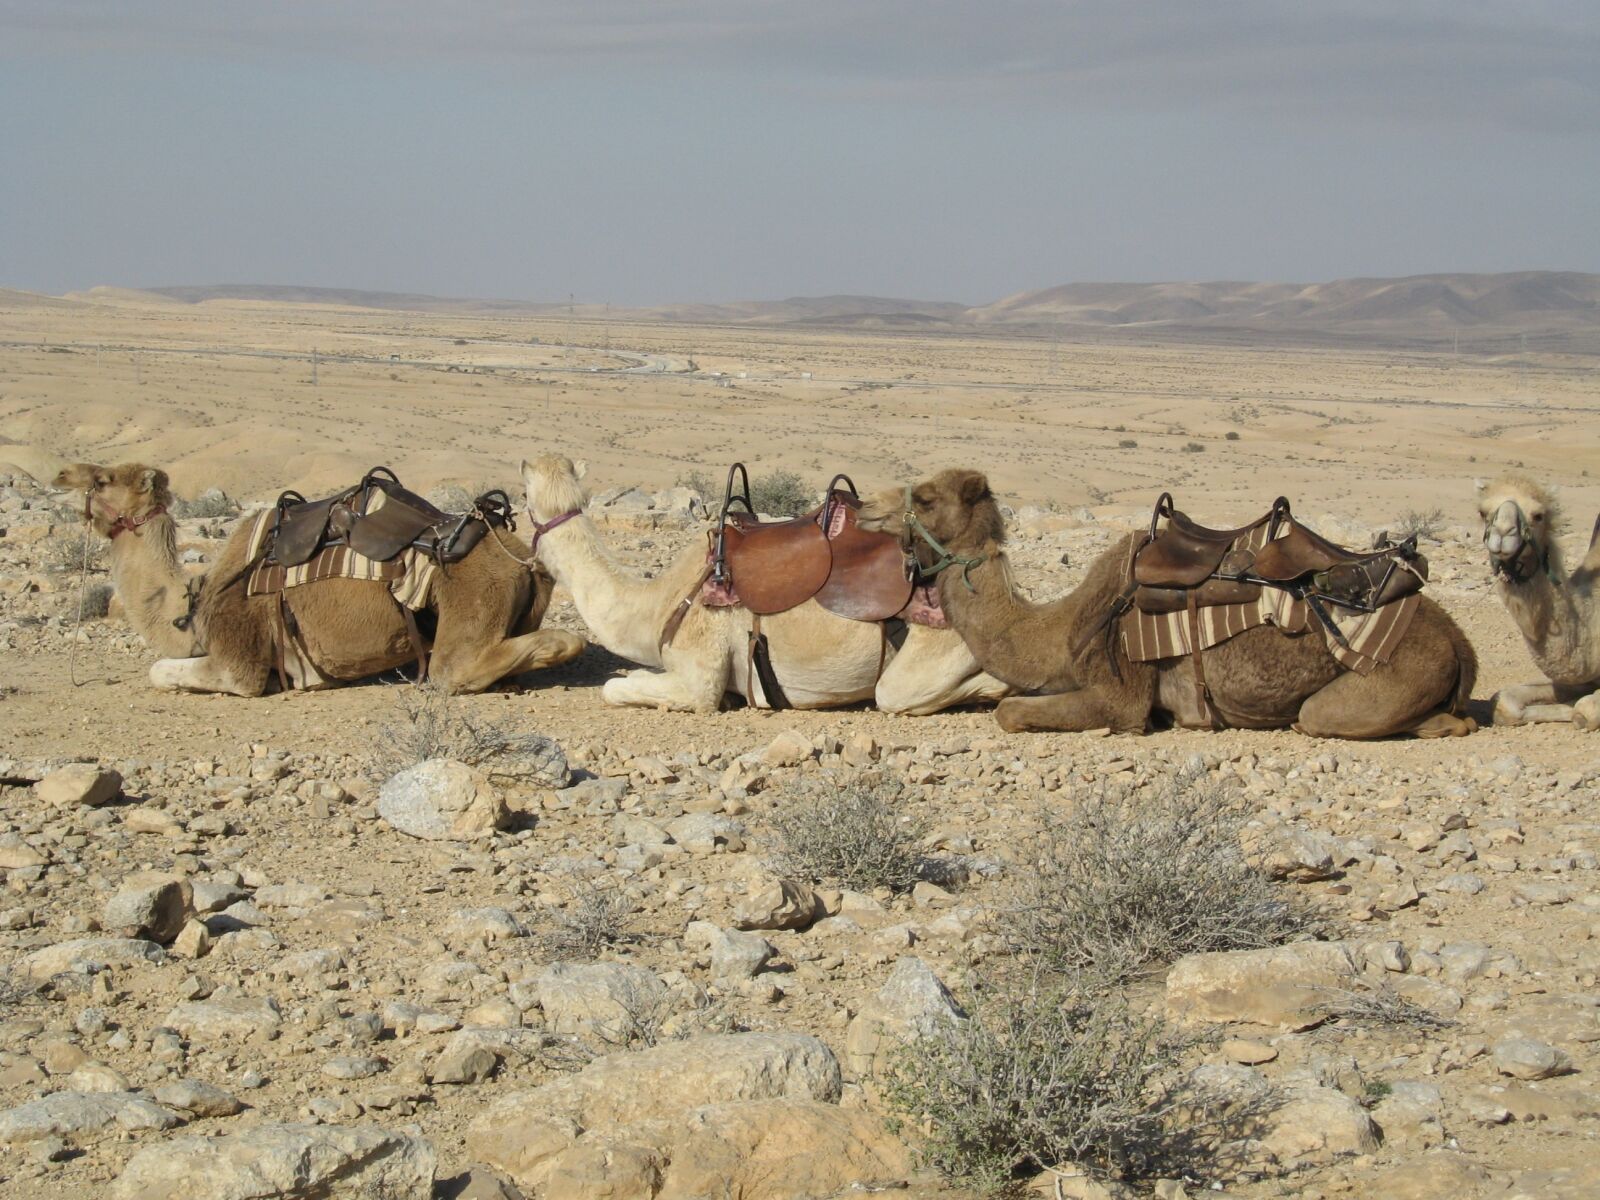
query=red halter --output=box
[527,508,580,554]
[88,490,167,540]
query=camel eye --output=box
[1532,512,1544,522]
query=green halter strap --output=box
[902,486,987,592]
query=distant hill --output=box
[33,272,1597,350]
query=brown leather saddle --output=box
[1131,492,1427,620]
[267,467,513,570]
[712,464,913,621]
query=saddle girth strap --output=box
[748,613,791,711]
[660,566,712,651]
[401,605,430,684]
[1186,589,1219,729]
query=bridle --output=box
[85,490,166,540]
[525,507,581,555]
[900,486,986,592]
[1486,503,1549,585]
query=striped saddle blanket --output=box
[1122,588,1420,674]
[242,510,438,612]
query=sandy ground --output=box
[2,293,1599,1199]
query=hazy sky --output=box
[3,2,1597,304]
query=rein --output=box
[900,487,986,591]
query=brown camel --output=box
[56,462,584,695]
[860,470,1477,738]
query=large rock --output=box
[378,759,507,840]
[1176,1066,1378,1175]
[165,994,283,1043]
[21,937,163,980]
[537,961,668,1043]
[103,874,194,944]
[467,1032,840,1185]
[34,764,122,807]
[845,956,964,1079]
[0,1091,181,1144]
[1493,1037,1572,1080]
[1166,942,1358,1031]
[539,1099,912,1200]
[685,921,774,984]
[733,877,828,932]
[112,1122,436,1200]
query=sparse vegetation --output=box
[1118,438,1139,449]
[375,679,570,786]
[768,773,927,893]
[78,582,114,620]
[42,530,107,574]
[884,970,1186,1192]
[1182,441,1206,453]
[170,489,239,519]
[543,873,638,959]
[1008,774,1315,982]
[1315,984,1456,1031]
[750,469,813,518]
[675,469,716,499]
[1395,507,1447,542]
[1224,430,1241,441]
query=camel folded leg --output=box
[1295,667,1466,740]
[150,655,269,697]
[875,626,1009,715]
[431,630,585,695]
[1491,681,1589,727]
[601,663,724,713]
[994,688,1148,734]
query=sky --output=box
[2,2,1598,306]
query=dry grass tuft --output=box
[768,772,927,893]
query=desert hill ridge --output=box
[25,270,1600,349]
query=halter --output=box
[1486,503,1551,585]
[526,508,581,555]
[85,490,166,540]
[900,486,986,592]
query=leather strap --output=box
[401,605,430,683]
[105,505,167,540]
[272,593,293,694]
[748,613,790,710]
[660,565,712,650]
[528,508,580,555]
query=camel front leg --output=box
[434,630,585,695]
[995,688,1148,734]
[600,645,727,713]
[1573,691,1600,731]
[876,627,1009,715]
[149,656,266,697]
[1492,681,1577,727]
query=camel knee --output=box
[1575,692,1600,732]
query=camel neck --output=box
[106,513,195,658]
[533,513,705,667]
[938,545,1077,692]
[1498,568,1600,686]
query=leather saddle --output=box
[712,463,913,621]
[1131,492,1427,616]
[267,467,514,569]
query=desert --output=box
[1,281,1598,1198]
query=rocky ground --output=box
[2,470,1599,1200]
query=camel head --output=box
[860,468,1006,566]
[520,455,589,524]
[54,461,172,539]
[1477,474,1558,584]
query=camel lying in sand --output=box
[1478,474,1600,730]
[859,469,1477,738]
[519,455,1008,713]
[57,462,583,695]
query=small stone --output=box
[172,919,213,959]
[685,921,774,984]
[152,1079,244,1118]
[1221,1039,1278,1065]
[732,878,827,932]
[323,1055,385,1081]
[103,876,194,945]
[378,759,508,841]
[430,1042,498,1085]
[760,730,816,768]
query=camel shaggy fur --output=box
[1477,474,1600,730]
[860,469,1478,738]
[57,462,583,695]
[519,455,1008,713]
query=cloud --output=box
[4,1,1598,131]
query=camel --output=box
[518,455,1009,713]
[858,469,1478,738]
[1476,475,1600,730]
[56,462,584,695]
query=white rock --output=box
[378,759,508,841]
[0,1091,181,1144]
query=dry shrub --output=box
[884,969,1187,1192]
[42,530,106,575]
[375,679,569,786]
[768,772,926,893]
[1395,507,1447,541]
[749,469,813,518]
[542,873,638,959]
[1009,774,1313,982]
[170,489,238,519]
[1313,984,1456,1031]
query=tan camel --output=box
[57,462,584,695]
[859,469,1477,738]
[519,455,1008,713]
[1477,475,1600,730]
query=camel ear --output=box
[573,459,588,481]
[519,460,535,483]
[55,462,101,490]
[959,472,990,506]
[137,468,168,495]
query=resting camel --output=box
[518,455,1008,713]
[1477,475,1600,730]
[859,469,1477,738]
[56,462,583,695]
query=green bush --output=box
[749,469,813,517]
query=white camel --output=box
[520,455,1009,713]
[1477,474,1600,730]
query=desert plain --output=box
[2,286,1600,1198]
